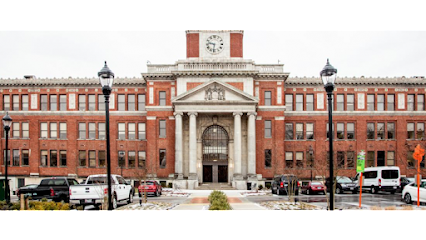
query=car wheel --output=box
[155,190,159,197]
[295,190,299,196]
[352,190,358,194]
[336,187,341,194]
[307,189,310,195]
[404,193,412,204]
[127,193,133,204]
[370,187,376,194]
[112,195,118,209]
[390,191,396,195]
[277,189,281,195]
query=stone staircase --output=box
[195,182,236,190]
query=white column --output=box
[233,112,243,179]
[174,112,183,179]
[247,112,257,177]
[188,112,198,179]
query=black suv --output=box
[272,174,300,195]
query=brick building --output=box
[1,30,425,193]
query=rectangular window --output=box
[128,151,136,168]
[367,94,375,111]
[367,123,375,140]
[78,95,86,111]
[41,95,48,111]
[387,94,395,111]
[285,94,293,111]
[296,152,303,168]
[337,151,345,168]
[159,91,166,106]
[306,123,314,140]
[159,149,166,168]
[138,151,146,168]
[128,123,136,140]
[22,149,29,166]
[22,122,29,138]
[40,122,48,138]
[128,94,135,111]
[407,123,415,139]
[50,95,57,111]
[79,150,86,167]
[337,94,344,111]
[295,94,303,111]
[336,123,344,139]
[159,120,166,138]
[79,123,86,139]
[98,95,105,111]
[99,150,106,167]
[285,152,293,168]
[118,94,125,111]
[50,122,57,139]
[138,123,146,140]
[264,91,271,106]
[50,150,57,167]
[118,123,126,139]
[387,151,395,166]
[347,151,355,168]
[367,151,375,167]
[138,94,146,111]
[326,123,334,140]
[3,150,10,166]
[88,95,96,111]
[407,151,414,168]
[22,94,29,111]
[88,123,96,139]
[377,94,385,111]
[377,123,385,140]
[13,149,20,166]
[59,123,67,139]
[60,150,67,166]
[306,94,314,111]
[118,151,125,167]
[307,150,314,168]
[12,95,19,111]
[347,94,354,111]
[407,94,415,111]
[296,123,303,140]
[3,95,10,111]
[347,123,355,139]
[264,120,272,138]
[98,123,105,140]
[12,122,19,138]
[387,123,395,139]
[264,149,272,168]
[40,150,48,166]
[418,94,425,111]
[89,150,96,167]
[417,123,424,139]
[60,95,67,111]
[285,123,293,140]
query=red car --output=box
[302,181,326,195]
[138,181,162,197]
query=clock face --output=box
[205,35,224,54]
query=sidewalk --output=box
[172,190,266,210]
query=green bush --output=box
[265,182,271,189]
[168,183,173,188]
[258,185,263,190]
[0,201,20,210]
[208,190,231,210]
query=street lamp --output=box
[320,59,337,211]
[2,112,12,204]
[98,61,114,210]
[308,145,314,181]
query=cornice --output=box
[0,77,145,87]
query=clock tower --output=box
[186,30,243,59]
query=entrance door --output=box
[377,151,385,166]
[218,165,228,182]
[203,165,213,182]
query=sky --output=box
[1,31,425,79]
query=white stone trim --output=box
[258,106,286,111]
[145,106,173,111]
[146,116,157,120]
[274,116,285,120]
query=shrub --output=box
[208,190,231,210]
[168,183,173,188]
[265,182,271,189]
[27,200,70,210]
[258,185,263,190]
[160,181,167,188]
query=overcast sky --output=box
[1,31,425,79]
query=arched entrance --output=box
[202,125,229,183]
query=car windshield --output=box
[142,182,155,185]
[311,182,322,186]
[337,177,352,183]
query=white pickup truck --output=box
[69,174,134,209]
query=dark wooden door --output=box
[218,165,228,183]
[203,165,213,182]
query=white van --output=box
[353,166,400,194]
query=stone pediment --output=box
[172,79,258,104]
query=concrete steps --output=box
[195,183,236,190]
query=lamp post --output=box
[98,61,114,210]
[2,112,12,204]
[308,145,314,181]
[320,59,337,211]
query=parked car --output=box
[138,180,162,196]
[17,177,79,202]
[326,176,358,194]
[302,181,326,195]
[353,166,400,194]
[272,174,299,195]
[69,174,134,209]
[16,184,38,198]
[402,180,426,204]
[400,177,414,191]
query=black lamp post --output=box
[98,61,114,210]
[320,59,337,211]
[3,112,12,204]
[308,145,314,181]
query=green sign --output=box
[357,151,365,173]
